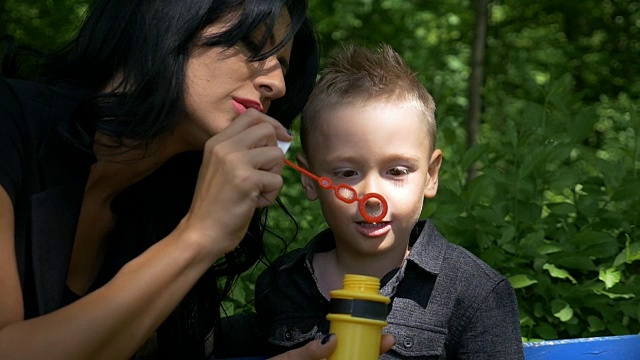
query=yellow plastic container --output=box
[326,274,391,360]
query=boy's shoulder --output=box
[445,242,505,282]
[412,220,507,285]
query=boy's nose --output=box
[363,196,385,219]
[355,176,388,221]
[359,192,387,222]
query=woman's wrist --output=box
[170,216,231,267]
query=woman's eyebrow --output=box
[280,57,290,74]
[268,32,290,74]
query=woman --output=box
[0,0,339,358]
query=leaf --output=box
[570,107,599,142]
[535,322,558,340]
[520,315,536,327]
[551,255,596,271]
[421,200,438,218]
[514,201,542,225]
[548,166,581,189]
[480,167,508,184]
[461,143,489,170]
[570,231,620,259]
[576,196,600,219]
[592,289,635,300]
[466,175,496,206]
[611,178,640,201]
[519,229,546,256]
[587,315,606,332]
[570,230,616,246]
[615,239,640,265]
[599,267,622,289]
[518,147,549,179]
[518,101,546,130]
[626,241,640,263]
[538,244,563,255]
[551,300,574,322]
[543,263,577,284]
[546,203,576,216]
[498,225,517,245]
[509,274,538,289]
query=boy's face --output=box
[299,100,442,256]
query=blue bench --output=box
[523,334,640,359]
[220,335,640,359]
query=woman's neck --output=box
[86,134,181,204]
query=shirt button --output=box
[403,337,414,348]
[284,330,292,340]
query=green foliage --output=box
[1,0,88,50]
[4,0,638,343]
[429,73,640,340]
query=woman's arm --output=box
[0,111,292,359]
[0,184,219,359]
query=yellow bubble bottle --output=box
[326,274,391,360]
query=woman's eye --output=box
[389,167,410,176]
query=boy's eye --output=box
[388,167,410,176]
[334,169,358,178]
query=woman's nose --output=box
[256,58,286,101]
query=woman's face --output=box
[175,9,293,150]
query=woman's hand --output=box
[268,334,396,360]
[177,109,292,262]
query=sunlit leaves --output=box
[543,263,577,284]
[551,300,574,322]
[509,274,538,289]
[599,267,622,289]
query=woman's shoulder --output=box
[0,77,58,132]
[1,77,89,117]
[1,77,92,147]
[1,77,53,107]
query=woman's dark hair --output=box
[41,0,319,151]
[3,0,319,358]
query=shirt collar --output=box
[282,219,446,276]
[405,219,447,275]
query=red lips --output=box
[233,98,264,115]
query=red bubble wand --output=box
[283,159,388,223]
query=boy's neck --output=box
[313,245,409,298]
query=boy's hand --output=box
[268,333,395,360]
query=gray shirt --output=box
[254,219,524,359]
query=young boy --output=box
[254,44,524,359]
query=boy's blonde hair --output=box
[300,43,436,154]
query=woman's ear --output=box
[297,154,319,200]
[424,149,443,199]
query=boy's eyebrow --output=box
[324,153,422,165]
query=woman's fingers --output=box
[267,333,395,360]
[180,110,291,258]
[380,333,396,354]
[268,334,337,360]
[212,108,292,150]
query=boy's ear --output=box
[296,154,319,200]
[424,149,443,199]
